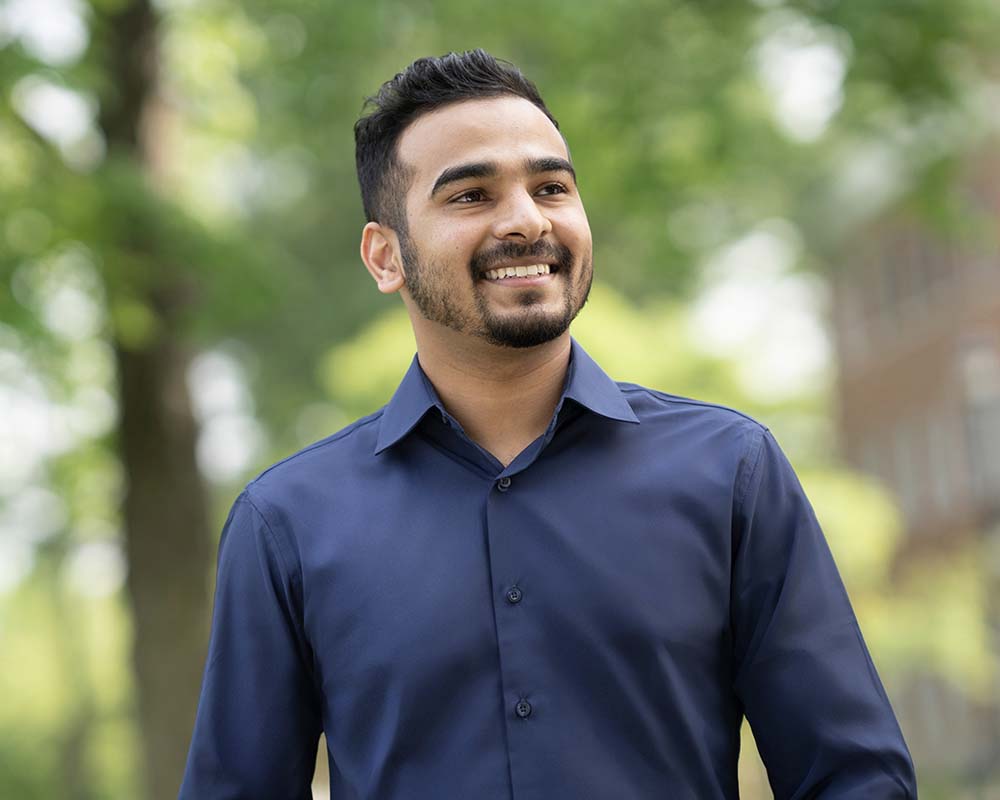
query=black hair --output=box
[354,49,560,232]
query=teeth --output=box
[484,264,552,280]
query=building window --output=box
[877,256,901,327]
[926,410,958,517]
[892,415,921,525]
[959,336,1000,513]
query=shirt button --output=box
[497,476,512,492]
[506,586,523,604]
[515,699,532,719]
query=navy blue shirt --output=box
[180,339,916,799]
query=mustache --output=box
[471,241,573,275]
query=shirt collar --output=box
[373,353,442,455]
[561,338,640,425]
[374,337,639,455]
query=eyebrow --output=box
[430,156,577,198]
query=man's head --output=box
[355,49,561,233]
[356,50,593,349]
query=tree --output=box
[89,2,210,797]
[2,0,998,796]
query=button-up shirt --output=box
[180,339,916,799]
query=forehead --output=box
[396,96,569,191]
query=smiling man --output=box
[180,51,917,799]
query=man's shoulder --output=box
[244,406,387,502]
[615,381,768,435]
[613,382,770,488]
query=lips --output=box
[483,263,555,281]
[472,242,571,282]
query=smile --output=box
[483,264,553,281]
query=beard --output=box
[399,234,593,349]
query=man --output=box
[181,50,917,799]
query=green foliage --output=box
[803,469,993,695]
[0,566,140,799]
[3,0,999,796]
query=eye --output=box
[452,189,488,204]
[537,182,568,196]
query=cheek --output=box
[552,206,591,246]
[427,222,479,261]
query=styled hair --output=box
[354,49,560,232]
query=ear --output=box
[360,222,406,294]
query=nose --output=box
[492,189,552,242]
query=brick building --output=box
[831,190,1000,553]
[828,156,1000,789]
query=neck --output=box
[414,329,572,467]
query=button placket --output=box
[485,468,541,793]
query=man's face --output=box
[392,96,593,348]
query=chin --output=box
[481,315,573,349]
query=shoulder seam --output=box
[237,489,321,693]
[735,425,768,513]
[617,383,767,426]
[238,489,296,586]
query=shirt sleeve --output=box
[180,489,322,799]
[731,425,917,799]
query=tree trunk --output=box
[96,2,213,798]
[115,332,211,800]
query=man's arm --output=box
[180,490,323,799]
[731,426,917,799]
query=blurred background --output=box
[1,0,998,797]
